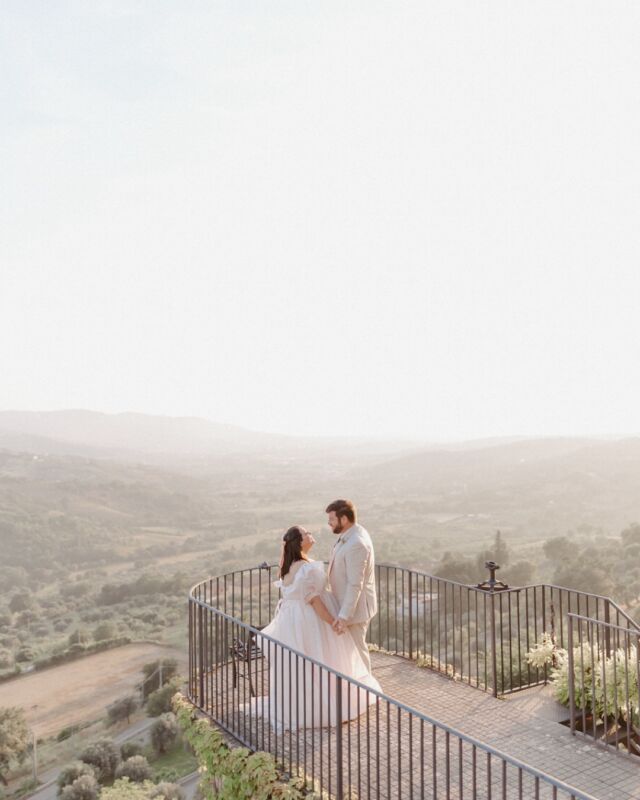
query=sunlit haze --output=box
[2,1,639,440]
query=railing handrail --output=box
[199,602,599,800]
[190,562,640,630]
[568,610,640,636]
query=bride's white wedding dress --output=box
[242,560,381,732]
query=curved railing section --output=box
[189,562,639,698]
[186,562,618,799]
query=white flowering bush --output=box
[602,644,639,723]
[527,633,640,726]
[525,633,558,670]
[550,642,600,715]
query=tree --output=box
[145,679,181,717]
[80,738,120,782]
[0,650,13,670]
[57,761,97,795]
[506,560,535,587]
[435,552,477,584]
[101,778,156,800]
[120,742,143,761]
[621,523,640,547]
[150,713,179,755]
[150,783,185,800]
[552,562,615,598]
[542,536,574,563]
[15,646,35,663]
[60,774,99,800]
[0,706,30,786]
[476,530,510,574]
[107,696,139,726]
[9,592,35,614]
[115,756,152,783]
[141,659,178,700]
[68,629,91,647]
[94,621,117,642]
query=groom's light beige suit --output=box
[327,522,377,673]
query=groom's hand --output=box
[333,617,348,635]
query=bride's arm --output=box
[308,595,336,626]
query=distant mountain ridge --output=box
[0,409,290,459]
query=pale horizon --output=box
[2,1,640,441]
[1,405,639,446]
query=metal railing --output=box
[567,612,640,758]
[193,562,639,698]
[186,563,612,799]
[374,568,639,696]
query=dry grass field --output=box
[0,643,185,737]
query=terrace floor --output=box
[207,650,640,799]
[373,652,640,800]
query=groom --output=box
[326,499,377,674]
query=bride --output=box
[244,525,381,731]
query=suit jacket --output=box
[327,523,377,624]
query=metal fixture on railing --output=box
[476,561,510,593]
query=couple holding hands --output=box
[245,499,382,731]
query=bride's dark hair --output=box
[280,526,309,578]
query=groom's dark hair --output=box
[325,499,357,523]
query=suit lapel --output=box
[328,537,341,576]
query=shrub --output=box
[107,696,138,726]
[141,659,178,699]
[0,707,30,785]
[101,778,155,800]
[150,783,184,800]
[119,742,142,761]
[80,738,120,781]
[146,680,181,717]
[68,629,91,646]
[15,646,35,663]
[115,756,152,783]
[150,713,179,755]
[56,725,81,743]
[57,761,97,794]
[94,622,117,641]
[60,774,99,800]
[9,592,35,613]
[172,692,304,799]
[0,650,13,670]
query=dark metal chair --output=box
[230,626,265,697]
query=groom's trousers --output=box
[348,620,372,674]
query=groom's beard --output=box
[333,522,344,534]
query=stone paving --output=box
[205,651,640,799]
[370,652,640,800]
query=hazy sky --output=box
[2,1,639,440]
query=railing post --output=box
[198,603,205,708]
[568,614,575,734]
[604,601,611,657]
[335,675,344,799]
[490,592,498,697]
[541,585,547,684]
[408,571,414,658]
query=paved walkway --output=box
[209,650,640,799]
[371,651,640,800]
